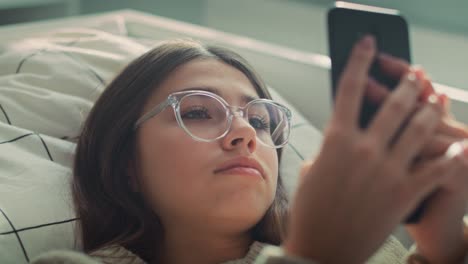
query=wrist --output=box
[407,244,468,264]
[407,220,468,264]
[282,237,310,260]
[282,236,328,263]
[257,243,317,264]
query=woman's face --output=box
[135,58,278,233]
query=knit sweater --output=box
[31,235,409,264]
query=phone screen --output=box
[327,3,430,224]
[328,3,411,129]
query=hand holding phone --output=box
[327,2,432,224]
[285,31,449,264]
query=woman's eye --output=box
[249,115,270,131]
[181,107,211,119]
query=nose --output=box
[221,115,257,153]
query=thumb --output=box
[299,159,316,182]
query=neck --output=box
[156,227,253,264]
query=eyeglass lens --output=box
[178,94,289,147]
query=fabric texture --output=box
[31,237,408,264]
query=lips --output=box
[214,156,265,179]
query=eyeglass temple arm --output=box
[270,108,291,142]
[134,100,171,129]
[271,119,285,142]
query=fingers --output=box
[365,77,389,104]
[437,117,468,139]
[406,154,461,208]
[420,134,460,159]
[412,142,468,194]
[377,53,410,79]
[299,159,315,179]
[439,93,451,113]
[420,77,436,102]
[365,64,435,106]
[365,67,466,151]
[334,35,376,128]
[457,141,468,166]
[367,70,423,146]
[391,97,444,166]
[376,54,434,102]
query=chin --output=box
[205,184,274,227]
[213,197,271,228]
[215,210,265,233]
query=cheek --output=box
[262,148,279,190]
[266,149,279,201]
[135,125,208,215]
[248,147,279,215]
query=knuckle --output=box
[412,104,442,132]
[383,161,403,182]
[326,124,347,140]
[388,99,409,116]
[409,117,429,136]
[340,75,360,91]
[428,104,443,121]
[413,161,447,187]
[352,45,371,60]
[354,138,379,160]
[384,168,411,198]
[402,73,420,90]
[430,161,448,176]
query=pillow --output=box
[0,23,322,263]
[268,87,322,195]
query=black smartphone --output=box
[327,2,429,224]
[328,2,411,128]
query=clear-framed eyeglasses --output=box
[134,90,292,148]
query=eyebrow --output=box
[179,86,259,104]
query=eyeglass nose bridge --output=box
[226,105,248,121]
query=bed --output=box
[0,9,466,263]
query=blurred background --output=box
[0,0,466,90]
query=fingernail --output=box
[407,70,422,89]
[446,140,468,162]
[411,66,426,80]
[439,93,449,107]
[445,141,464,159]
[427,94,439,105]
[425,93,443,107]
[359,35,375,50]
[437,94,446,107]
[406,68,424,90]
[407,71,417,82]
[440,93,448,102]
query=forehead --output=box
[147,59,260,107]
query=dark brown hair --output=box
[72,39,289,262]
